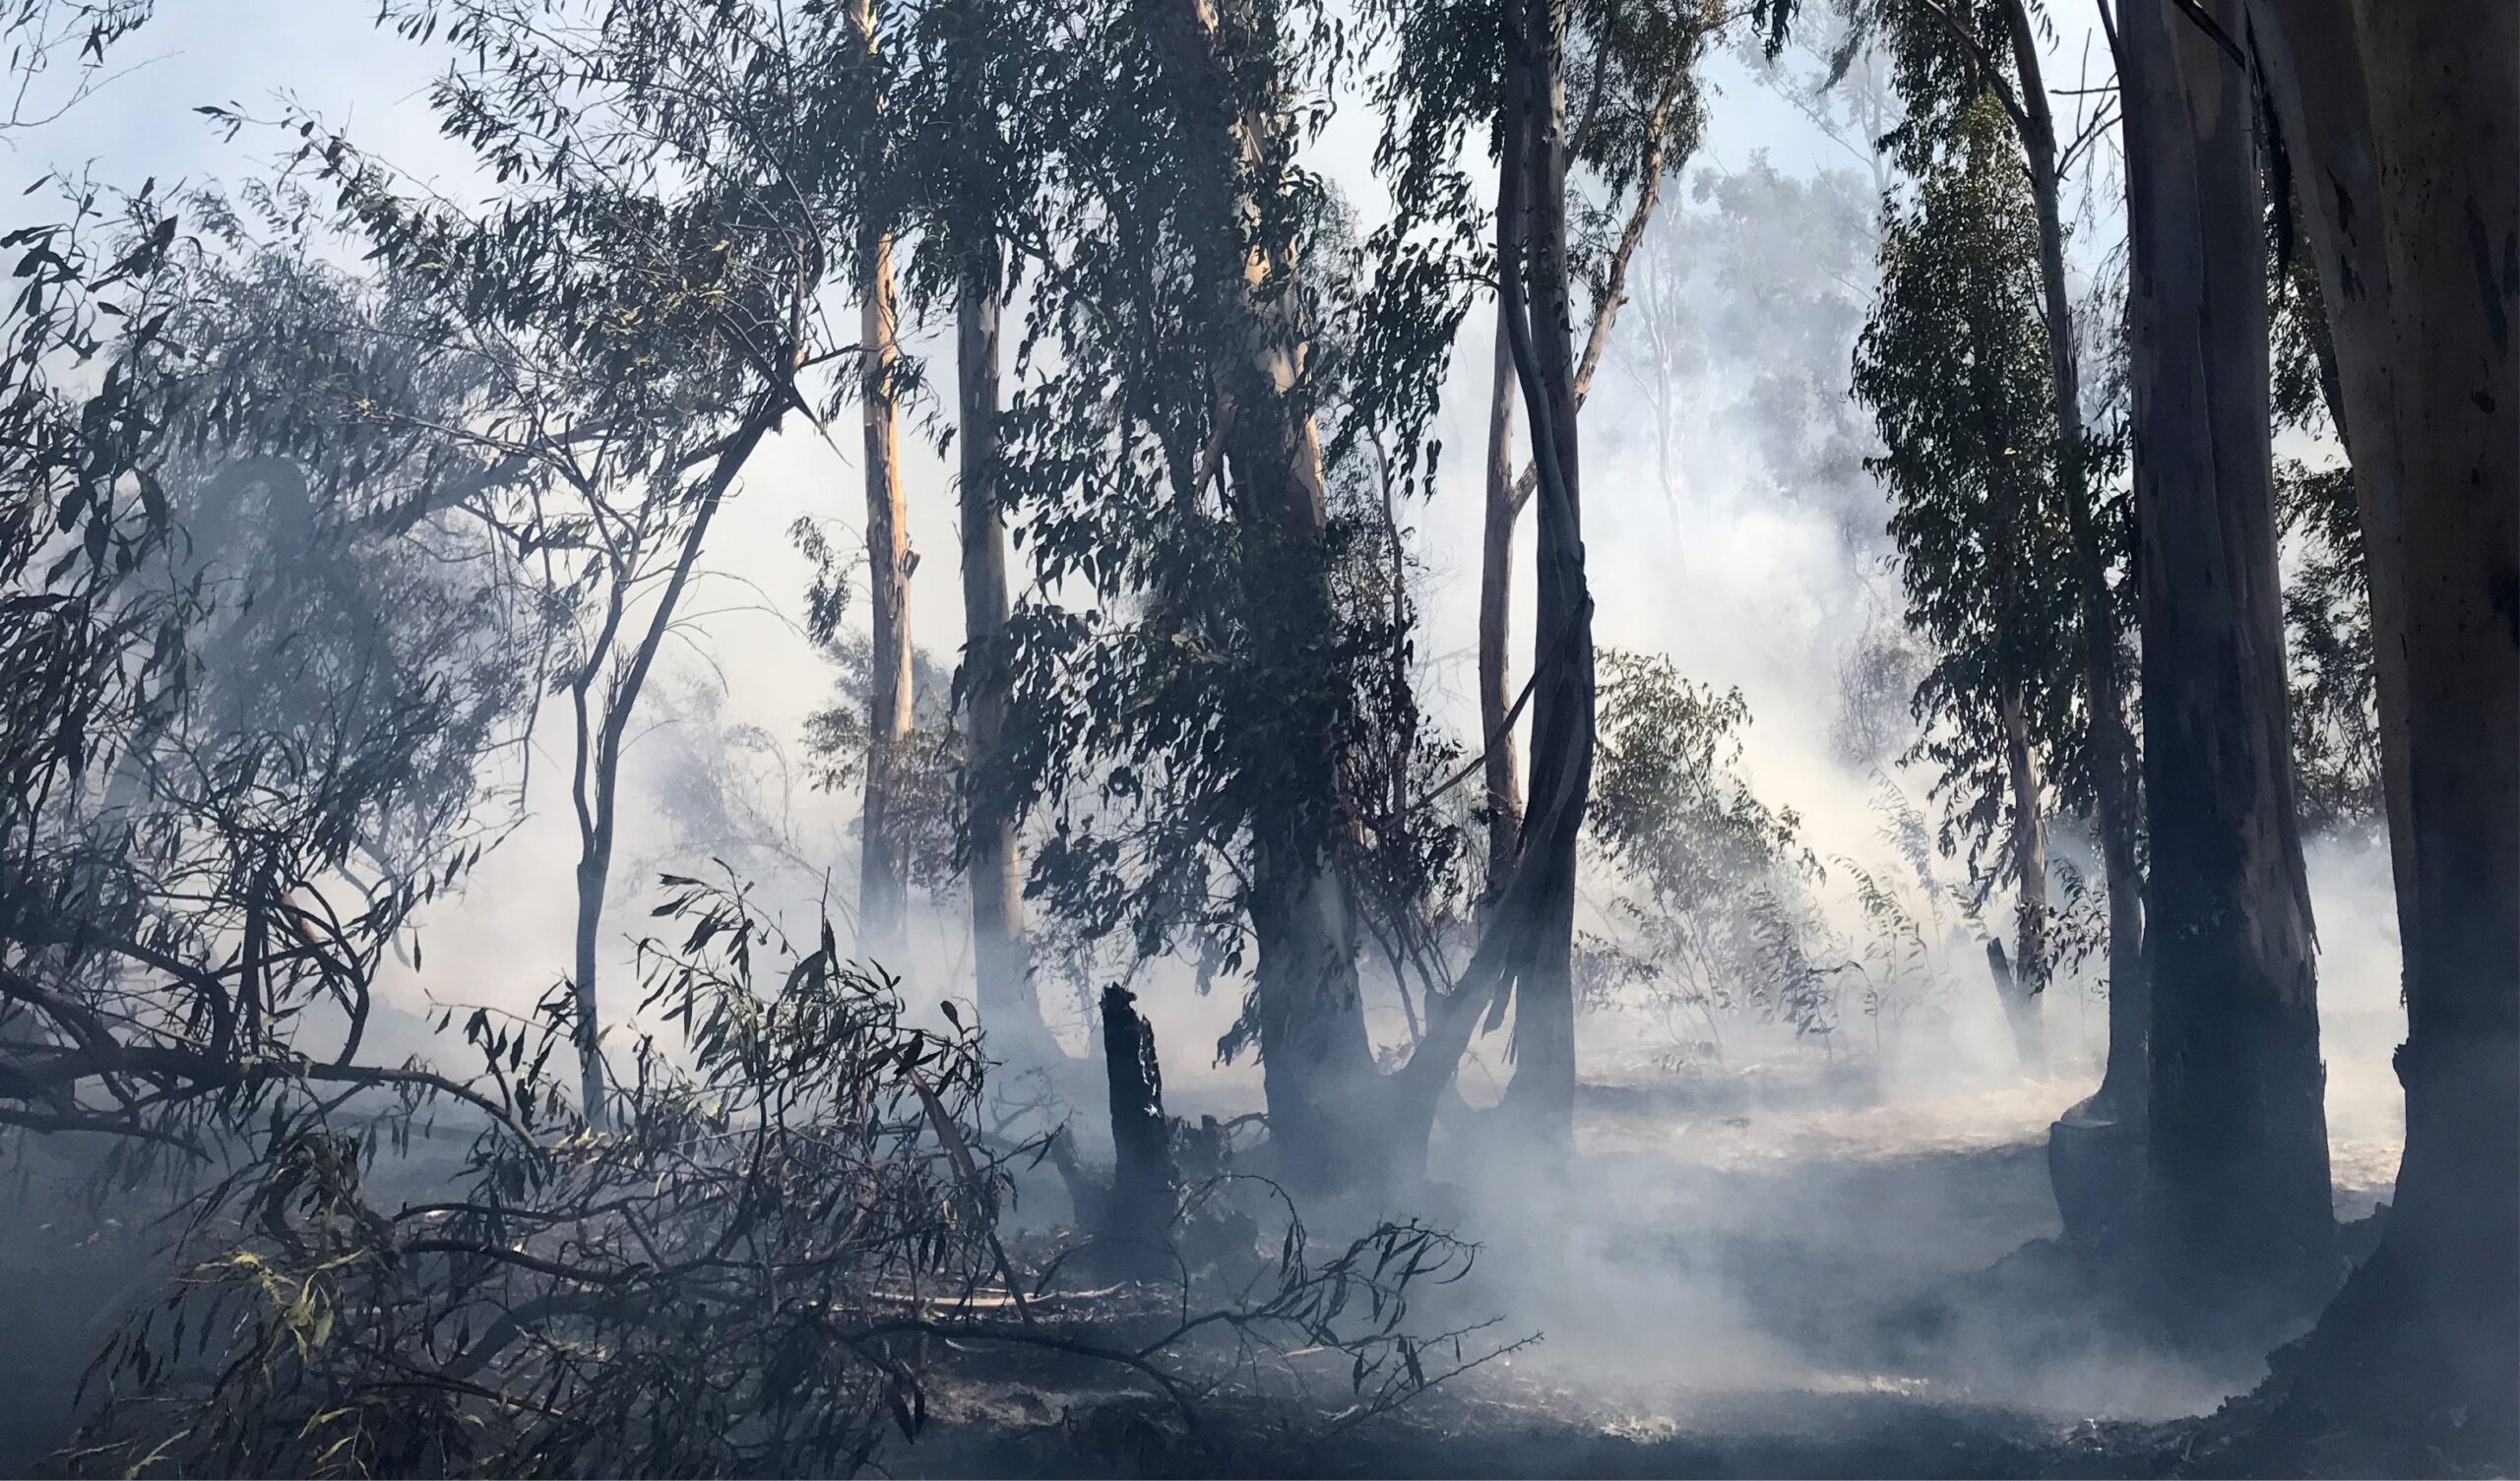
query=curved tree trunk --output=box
[2121,0,2332,1324]
[1490,0,1595,1157]
[2240,0,2518,1459]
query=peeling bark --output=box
[856,0,914,964]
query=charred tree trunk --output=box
[1998,0,2150,1116]
[1490,0,1596,1156]
[1478,308,1527,914]
[857,0,914,965]
[1143,0,1377,1192]
[2122,0,2333,1321]
[2240,0,2518,1458]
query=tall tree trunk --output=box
[1475,97,1667,919]
[957,238,1047,1065]
[2241,0,2518,1457]
[1479,298,1526,912]
[1142,0,1377,1191]
[1490,0,1595,1156]
[2122,0,2333,1321]
[1999,0,2150,1115]
[948,0,1050,1067]
[1998,681,2049,1072]
[567,409,768,1129]
[859,222,914,963]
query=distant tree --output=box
[1584,652,1827,1039]
[894,0,1070,1066]
[2267,196,2377,832]
[1852,92,2079,1070]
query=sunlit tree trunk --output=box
[2241,0,2518,1453]
[2121,0,2333,1321]
[857,43,914,963]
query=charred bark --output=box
[2238,0,2519,1458]
[2121,0,2332,1320]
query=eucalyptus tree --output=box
[1851,92,2079,1071]
[2116,0,2330,1319]
[1476,0,1710,914]
[0,196,536,1154]
[1865,0,2146,1107]
[2240,0,2517,1455]
[987,0,1398,1186]
[278,0,856,1127]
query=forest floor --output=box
[0,1046,2414,1478]
[909,1048,2409,1479]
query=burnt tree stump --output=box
[1101,986,1178,1253]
